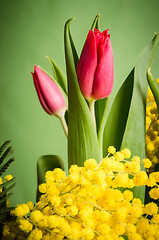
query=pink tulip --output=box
[76,29,114,100]
[32,66,67,116]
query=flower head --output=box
[76,29,114,100]
[32,66,66,117]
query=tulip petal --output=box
[76,30,97,99]
[33,66,66,116]
[92,36,114,99]
[32,72,52,115]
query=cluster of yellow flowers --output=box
[0,175,13,208]
[2,147,159,240]
[146,79,159,170]
[0,175,13,190]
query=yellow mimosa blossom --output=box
[4,175,13,181]
[146,83,159,170]
[3,146,159,239]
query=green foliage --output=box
[36,155,65,201]
[64,18,101,168]
[147,66,159,112]
[0,140,15,237]
[102,33,158,203]
[0,141,14,176]
[46,56,68,95]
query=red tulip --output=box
[32,66,66,117]
[76,29,114,100]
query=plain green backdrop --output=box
[0,0,159,205]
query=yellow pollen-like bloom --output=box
[4,175,13,181]
[5,145,159,240]
[108,146,116,155]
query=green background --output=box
[0,0,159,205]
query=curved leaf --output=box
[102,34,158,202]
[103,69,134,156]
[37,155,64,185]
[147,67,159,112]
[68,28,79,68]
[64,19,101,168]
[121,34,158,202]
[37,155,64,201]
[46,56,67,94]
[91,14,100,30]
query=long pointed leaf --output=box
[69,28,79,68]
[64,19,101,168]
[147,67,159,112]
[0,177,15,189]
[0,158,14,176]
[121,34,158,202]
[103,69,134,156]
[0,141,11,156]
[0,146,13,165]
[46,56,67,94]
[91,14,100,30]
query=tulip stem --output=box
[97,98,109,157]
[89,100,96,128]
[59,111,68,137]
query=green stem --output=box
[97,98,109,157]
[58,111,68,137]
[89,100,96,128]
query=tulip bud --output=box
[76,29,114,100]
[32,65,67,117]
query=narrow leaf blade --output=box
[46,56,67,94]
[64,19,101,168]
[91,14,100,30]
[0,158,15,176]
[121,34,158,202]
[147,67,159,112]
[103,69,134,157]
[0,141,11,157]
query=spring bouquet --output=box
[1,14,159,239]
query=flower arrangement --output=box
[1,14,159,239]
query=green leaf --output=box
[147,67,159,112]
[91,14,100,30]
[0,140,11,156]
[68,28,79,68]
[37,155,65,201]
[0,146,13,165]
[102,34,158,202]
[103,69,134,156]
[0,182,16,198]
[64,19,101,168]
[37,155,65,185]
[0,177,15,189]
[0,157,14,176]
[46,56,67,94]
[121,34,158,202]
[0,193,14,204]
[95,98,108,133]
